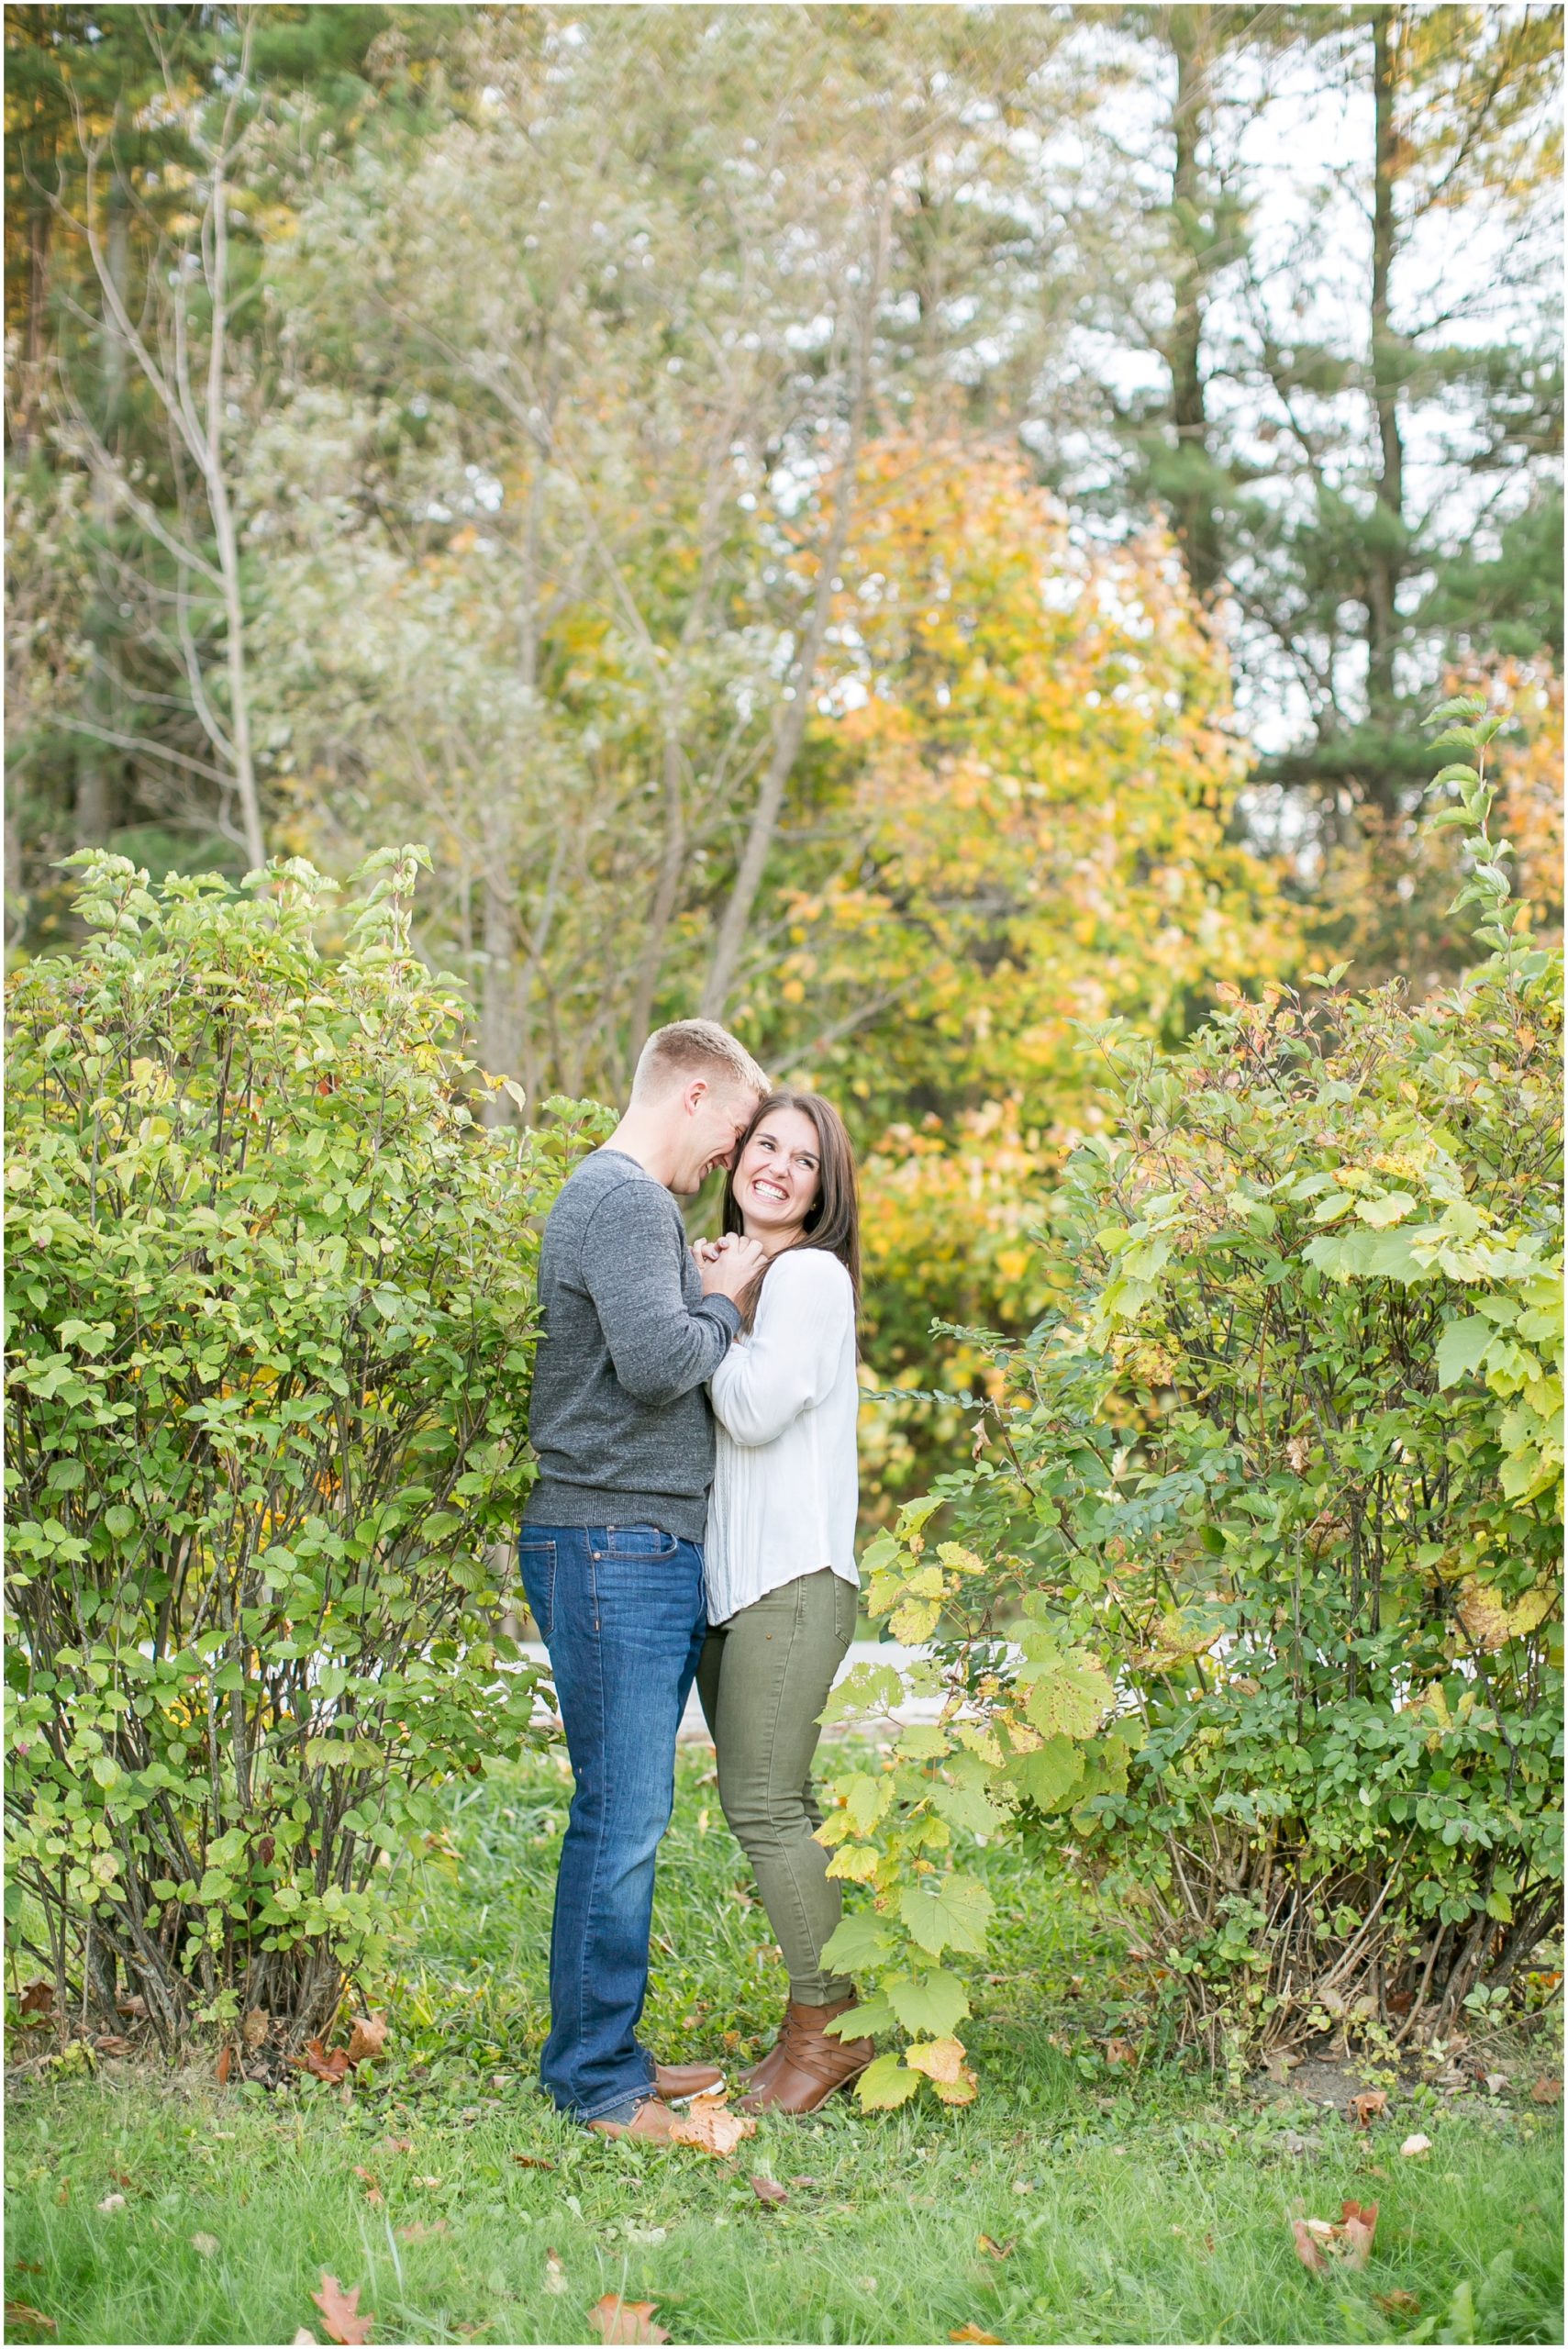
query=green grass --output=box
[6,1747,1562,2345]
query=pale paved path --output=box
[517,1642,938,1742]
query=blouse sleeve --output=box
[708,1250,851,1448]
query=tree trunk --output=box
[1366,4,1407,772]
[1167,5,1224,604]
[203,167,267,874]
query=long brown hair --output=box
[719,1089,861,1331]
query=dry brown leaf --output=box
[379,2137,415,2156]
[543,2250,568,2296]
[750,2175,788,2209]
[977,2233,1016,2260]
[241,2008,269,2048]
[588,2294,669,2344]
[1348,2090,1387,2129]
[18,1981,54,2017]
[667,2092,756,2157]
[1376,2291,1421,2318]
[1291,2218,1329,2277]
[1399,2132,1432,2158]
[93,2034,131,2057]
[117,1996,148,2020]
[1290,2201,1378,2277]
[301,2039,351,2084]
[351,2167,383,2209]
[788,2174,822,2190]
[395,2220,450,2243]
[346,2014,387,2067]
[1530,2076,1562,2104]
[510,2153,556,2170]
[6,2307,59,2337]
[106,2167,134,2189]
[1104,2038,1137,2067]
[949,2328,1003,2344]
[311,2272,373,2347]
[215,2046,234,2087]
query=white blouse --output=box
[704,1247,860,1627]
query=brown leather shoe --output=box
[736,1996,873,2116]
[651,2059,727,2105]
[587,2096,680,2143]
[742,2021,791,2099]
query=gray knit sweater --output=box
[522,1149,740,1543]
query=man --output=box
[520,1019,769,2140]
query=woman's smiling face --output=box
[734,1106,822,1242]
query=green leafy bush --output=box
[5,849,606,2054]
[822,696,1562,2090]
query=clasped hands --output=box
[693,1230,765,1303]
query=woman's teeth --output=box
[753,1179,787,1201]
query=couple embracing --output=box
[519,1019,872,2141]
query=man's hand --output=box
[698,1231,765,1302]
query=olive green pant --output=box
[695,1568,859,2006]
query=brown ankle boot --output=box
[737,1995,873,2116]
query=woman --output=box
[694,1088,873,2116]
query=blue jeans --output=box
[518,1523,706,2125]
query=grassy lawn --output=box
[6,1746,1562,2346]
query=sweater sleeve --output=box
[709,1250,851,1448]
[579,1179,740,1408]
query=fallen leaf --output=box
[588,2294,669,2344]
[351,2168,383,2209]
[1348,2090,1387,2128]
[1376,2291,1421,2318]
[6,2307,58,2337]
[93,2034,131,2057]
[11,2263,44,2277]
[1400,2132,1433,2158]
[379,2137,415,2156]
[667,2092,756,2157]
[18,1981,54,2017]
[311,2273,373,2347]
[750,2175,788,2208]
[216,2046,234,2087]
[302,2039,351,2084]
[96,2193,127,2214]
[1104,2038,1137,2067]
[191,2232,219,2258]
[543,2250,568,2295]
[510,2153,556,2170]
[242,2008,269,2048]
[1530,2076,1562,2104]
[106,2167,134,2189]
[1291,2219,1329,2276]
[395,2220,450,2243]
[1338,2200,1379,2268]
[346,2014,387,2067]
[1290,2201,1378,2275]
[1386,1991,1415,2016]
[117,1996,148,2019]
[977,2233,1016,2259]
[54,2182,70,2207]
[788,2174,822,2190]
[949,2328,1003,2344]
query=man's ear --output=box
[682,1075,709,1119]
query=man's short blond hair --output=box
[631,1019,768,1105]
